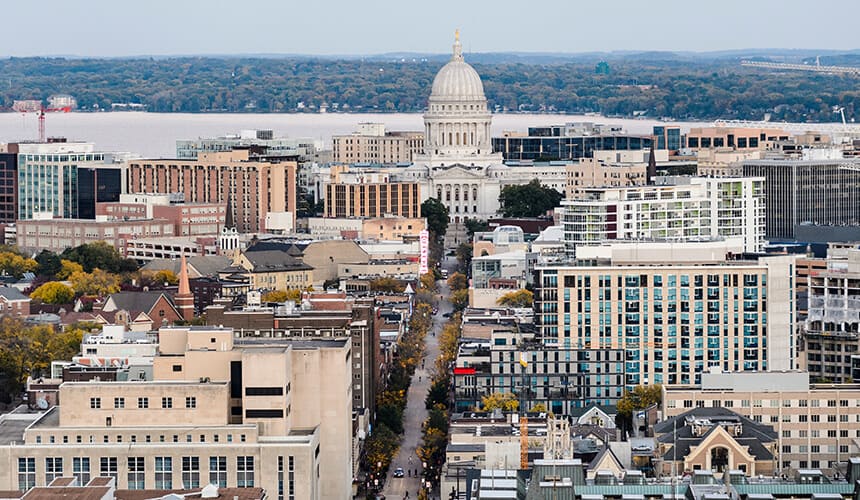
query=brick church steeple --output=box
[176,254,194,322]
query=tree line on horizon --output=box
[1,56,859,122]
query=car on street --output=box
[443,312,452,318]
[393,467,404,478]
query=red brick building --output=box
[126,150,297,233]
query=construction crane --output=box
[35,104,72,143]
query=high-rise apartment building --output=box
[533,252,796,388]
[126,150,297,233]
[562,177,766,256]
[742,155,860,240]
[332,123,424,164]
[11,141,125,220]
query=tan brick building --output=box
[126,151,297,233]
[324,181,421,219]
[663,370,860,473]
[332,123,424,164]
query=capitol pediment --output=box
[430,164,487,179]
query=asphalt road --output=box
[383,262,454,500]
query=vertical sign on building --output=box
[419,230,429,275]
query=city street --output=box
[383,267,453,500]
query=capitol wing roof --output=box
[430,164,488,180]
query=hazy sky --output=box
[4,0,859,57]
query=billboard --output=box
[419,230,429,275]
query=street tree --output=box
[421,197,450,238]
[69,269,122,296]
[446,272,468,292]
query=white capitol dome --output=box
[430,36,486,102]
[416,31,502,169]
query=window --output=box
[185,397,196,409]
[172,364,182,372]
[114,397,124,409]
[73,457,90,486]
[45,457,63,484]
[128,457,145,490]
[182,456,200,489]
[155,457,172,489]
[162,397,172,409]
[90,398,101,409]
[18,458,35,492]
[288,456,295,500]
[237,456,255,487]
[100,457,117,480]
[209,456,227,487]
[138,397,149,409]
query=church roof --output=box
[430,32,485,102]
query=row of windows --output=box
[670,398,860,409]
[91,396,196,410]
[34,432,246,445]
[18,455,261,491]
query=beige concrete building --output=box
[16,217,176,254]
[565,156,647,198]
[686,127,790,151]
[127,150,297,233]
[305,216,425,242]
[695,149,763,177]
[0,326,352,499]
[332,123,424,164]
[663,369,860,472]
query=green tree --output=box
[34,251,62,278]
[61,241,138,274]
[30,282,75,304]
[464,218,490,236]
[499,179,563,217]
[446,272,468,292]
[497,289,534,308]
[421,198,449,238]
[450,289,469,311]
[455,243,473,275]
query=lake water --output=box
[0,111,713,158]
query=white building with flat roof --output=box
[562,176,765,256]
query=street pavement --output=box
[382,263,453,500]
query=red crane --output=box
[36,105,71,142]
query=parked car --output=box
[393,467,404,478]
